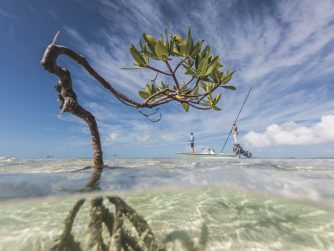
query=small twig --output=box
[174,56,191,74]
[147,65,172,76]
[138,108,162,122]
[165,60,180,90]
[52,31,60,45]
[180,77,197,95]
[151,72,159,83]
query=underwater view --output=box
[0,157,333,251]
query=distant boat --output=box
[177,88,253,159]
[177,152,240,159]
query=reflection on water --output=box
[0,158,334,250]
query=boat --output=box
[177,152,240,159]
[177,88,253,159]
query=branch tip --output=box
[52,31,61,45]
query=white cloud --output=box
[0,8,21,21]
[243,115,334,148]
[160,132,176,142]
[104,132,118,146]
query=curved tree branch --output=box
[41,45,104,169]
[42,44,179,109]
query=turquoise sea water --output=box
[0,157,333,250]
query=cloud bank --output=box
[60,0,334,156]
[243,115,334,148]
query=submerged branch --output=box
[108,196,166,251]
[50,199,85,251]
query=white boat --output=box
[177,88,253,159]
[177,152,240,159]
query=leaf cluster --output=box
[129,27,236,111]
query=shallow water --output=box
[0,157,333,250]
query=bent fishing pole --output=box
[220,87,252,153]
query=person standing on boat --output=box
[231,123,238,144]
[190,132,195,153]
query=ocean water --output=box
[0,157,333,250]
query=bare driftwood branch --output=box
[41,44,104,169]
[41,44,169,108]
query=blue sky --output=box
[1,0,334,158]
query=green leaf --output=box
[155,40,168,60]
[213,106,222,111]
[185,27,193,56]
[221,71,235,84]
[197,54,209,76]
[169,36,175,55]
[208,94,213,105]
[146,51,160,60]
[190,40,203,57]
[222,85,236,90]
[202,45,210,57]
[192,85,199,95]
[130,44,147,67]
[145,83,151,94]
[205,56,219,76]
[181,102,189,112]
[171,46,183,56]
[138,90,150,99]
[182,63,197,76]
[143,34,157,53]
[161,81,169,89]
[164,27,170,52]
[142,53,149,65]
[151,83,158,94]
[143,34,156,44]
[200,101,210,107]
[172,34,185,44]
[179,42,188,56]
[214,93,221,105]
[212,68,221,81]
[216,61,224,68]
[199,81,206,90]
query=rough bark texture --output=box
[50,199,85,251]
[88,198,107,251]
[85,168,103,191]
[41,45,103,169]
[108,196,166,251]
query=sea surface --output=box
[0,157,333,251]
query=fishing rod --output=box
[220,87,252,153]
